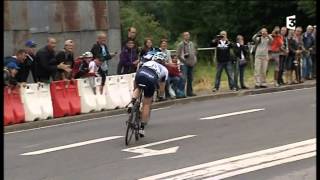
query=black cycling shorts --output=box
[135,66,158,98]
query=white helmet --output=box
[151,52,167,64]
[82,51,93,58]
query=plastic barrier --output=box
[38,83,54,119]
[77,78,98,113]
[103,76,123,109]
[4,86,25,125]
[94,77,107,111]
[125,73,136,98]
[66,80,81,115]
[50,81,71,118]
[118,75,132,108]
[20,83,42,121]
[4,87,15,125]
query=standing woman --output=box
[233,35,249,89]
[139,37,158,63]
[158,39,172,62]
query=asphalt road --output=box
[4,87,316,180]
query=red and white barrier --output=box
[4,73,136,126]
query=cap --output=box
[82,51,93,58]
[6,62,20,70]
[25,40,37,48]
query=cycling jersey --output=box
[141,61,168,82]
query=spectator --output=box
[139,37,159,63]
[55,40,75,80]
[302,25,315,80]
[91,32,116,76]
[159,39,172,62]
[35,37,71,83]
[88,58,105,94]
[287,29,298,84]
[252,28,273,88]
[293,26,304,83]
[233,35,249,89]
[311,25,316,78]
[118,39,139,74]
[269,26,284,87]
[24,40,38,82]
[278,27,289,85]
[4,49,27,83]
[4,62,20,87]
[166,55,186,98]
[121,27,139,49]
[176,32,197,96]
[119,27,140,74]
[210,31,236,92]
[72,52,94,79]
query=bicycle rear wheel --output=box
[125,103,139,145]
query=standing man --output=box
[91,32,116,77]
[210,31,236,92]
[24,40,38,82]
[176,32,197,96]
[118,27,139,74]
[55,40,75,80]
[311,25,316,78]
[252,28,273,88]
[278,27,289,85]
[35,37,71,83]
[302,25,315,80]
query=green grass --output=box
[193,59,276,92]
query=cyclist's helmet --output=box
[142,50,157,62]
[152,52,167,64]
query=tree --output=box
[120,6,169,48]
[297,0,316,18]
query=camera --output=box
[184,53,190,59]
[257,34,262,37]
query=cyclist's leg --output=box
[141,97,152,124]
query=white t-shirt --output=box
[142,61,168,81]
[88,61,100,76]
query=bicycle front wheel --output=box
[125,114,135,146]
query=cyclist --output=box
[129,52,169,137]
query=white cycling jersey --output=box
[142,61,168,81]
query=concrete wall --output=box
[4,0,121,76]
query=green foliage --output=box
[120,0,316,49]
[120,6,169,48]
[297,0,316,18]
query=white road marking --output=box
[20,136,123,156]
[200,108,265,120]
[5,107,171,135]
[122,135,196,159]
[139,138,316,180]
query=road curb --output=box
[4,82,316,133]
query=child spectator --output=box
[166,55,186,98]
[72,52,94,79]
